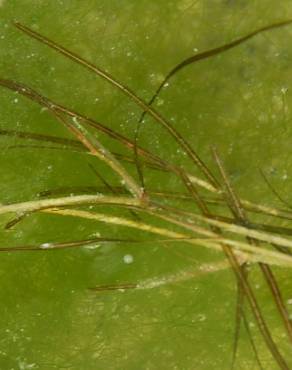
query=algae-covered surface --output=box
[1,1,292,369]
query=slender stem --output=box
[0,195,140,215]
[14,22,220,189]
[40,207,292,267]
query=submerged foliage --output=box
[1,20,292,369]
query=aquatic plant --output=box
[1,20,292,369]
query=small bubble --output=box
[123,254,134,264]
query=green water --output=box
[1,1,292,369]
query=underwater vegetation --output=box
[1,18,292,369]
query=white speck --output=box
[47,165,52,171]
[193,47,198,52]
[40,243,52,249]
[287,298,292,305]
[90,231,101,238]
[156,98,164,106]
[281,87,288,94]
[72,116,79,124]
[123,254,134,264]
[198,314,206,322]
[18,359,36,370]
[83,244,100,250]
[14,98,18,103]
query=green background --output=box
[1,1,292,369]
